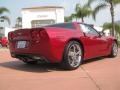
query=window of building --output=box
[31,20,55,28]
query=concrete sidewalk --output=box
[0,49,120,90]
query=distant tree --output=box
[87,0,120,36]
[0,7,10,25]
[71,3,92,22]
[64,16,72,22]
[70,13,78,21]
[15,17,22,28]
[103,22,120,38]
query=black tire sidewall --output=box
[0,44,2,48]
[110,42,118,57]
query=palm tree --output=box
[70,13,78,21]
[71,3,93,22]
[0,7,10,25]
[103,22,120,38]
[64,16,72,22]
[15,17,22,28]
[87,0,120,36]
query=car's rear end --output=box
[8,28,62,63]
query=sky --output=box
[0,0,120,27]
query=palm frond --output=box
[84,0,96,7]
[64,16,73,22]
[103,22,120,33]
[72,3,93,22]
[103,23,112,31]
[0,16,10,25]
[75,4,81,12]
[16,17,22,22]
[92,3,108,20]
[0,7,10,14]
[104,0,110,3]
[112,0,120,5]
[82,5,93,17]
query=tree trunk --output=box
[81,17,84,22]
[76,18,77,22]
[110,1,115,36]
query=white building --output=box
[21,6,64,28]
[0,27,15,38]
[4,27,15,38]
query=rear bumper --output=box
[11,52,50,62]
[9,40,64,63]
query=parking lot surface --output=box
[0,49,120,90]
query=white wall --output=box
[21,8,64,28]
[55,8,64,23]
[5,27,15,38]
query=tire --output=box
[61,41,83,70]
[0,44,2,48]
[109,41,118,57]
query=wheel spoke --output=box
[68,43,82,68]
[68,51,74,57]
[73,45,76,53]
[76,50,81,56]
[71,59,75,66]
[113,43,118,56]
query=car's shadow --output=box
[0,60,63,73]
[0,56,108,73]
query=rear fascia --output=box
[8,28,59,63]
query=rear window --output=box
[45,23,76,30]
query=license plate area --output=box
[17,41,27,48]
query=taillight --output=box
[40,30,47,37]
[31,28,47,40]
[31,30,40,39]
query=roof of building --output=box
[22,6,64,10]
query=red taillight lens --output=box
[39,30,47,37]
[31,28,47,40]
[31,30,40,39]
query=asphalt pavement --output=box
[0,49,120,90]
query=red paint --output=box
[0,37,8,47]
[8,22,117,63]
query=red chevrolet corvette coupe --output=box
[8,22,118,70]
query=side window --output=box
[80,24,99,36]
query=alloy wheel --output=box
[68,44,82,68]
[113,43,118,56]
